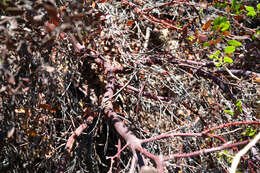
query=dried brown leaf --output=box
[202,20,212,31]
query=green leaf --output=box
[257,3,260,10]
[213,17,226,27]
[235,7,241,14]
[227,40,242,47]
[227,157,233,164]
[231,0,237,10]
[236,100,242,107]
[188,36,195,41]
[225,46,235,53]
[203,42,210,47]
[223,150,229,155]
[234,3,243,14]
[1,0,8,6]
[220,3,227,8]
[210,50,221,59]
[246,127,256,137]
[216,62,222,67]
[199,8,204,15]
[219,22,230,31]
[224,110,234,116]
[223,57,233,63]
[213,3,219,8]
[215,50,221,56]
[245,6,255,12]
[247,11,257,17]
[216,56,222,61]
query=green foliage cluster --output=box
[214,0,260,17]
[224,100,243,116]
[231,0,243,14]
[216,150,233,164]
[242,127,257,137]
[212,16,230,32]
[187,1,260,119]
[245,3,260,18]
[205,1,260,67]
[209,39,242,67]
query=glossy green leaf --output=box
[223,57,233,63]
[213,16,227,31]
[216,56,222,61]
[224,110,234,116]
[246,127,256,137]
[219,22,230,31]
[223,150,229,155]
[203,42,210,47]
[231,0,237,10]
[216,62,222,67]
[210,50,221,59]
[238,107,243,113]
[188,36,195,41]
[215,50,221,56]
[235,3,243,15]
[236,100,242,107]
[227,40,242,47]
[245,6,255,12]
[225,46,235,53]
[213,17,222,25]
[227,157,233,164]
[257,3,260,10]
[247,11,257,17]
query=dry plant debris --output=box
[0,0,260,172]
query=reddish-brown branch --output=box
[65,123,88,153]
[101,61,145,170]
[141,133,202,144]
[140,130,232,145]
[136,140,249,171]
[121,0,194,31]
[65,116,95,153]
[206,133,226,143]
[163,140,249,161]
[143,13,192,31]
[203,121,260,134]
[136,147,164,172]
[107,142,128,173]
[66,55,260,172]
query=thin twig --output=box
[103,71,137,103]
[230,132,260,173]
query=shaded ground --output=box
[0,0,260,172]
